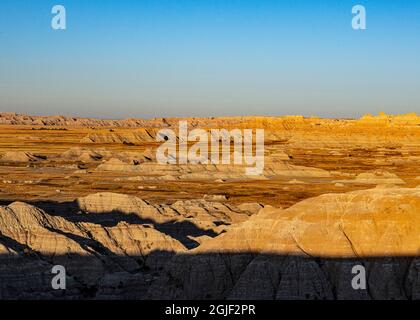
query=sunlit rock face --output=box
[147,187,420,300]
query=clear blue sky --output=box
[0,0,419,118]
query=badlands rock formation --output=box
[0,192,260,299]
[1,186,420,299]
[0,151,47,163]
[335,170,406,185]
[0,112,419,299]
[148,186,420,300]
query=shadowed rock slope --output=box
[0,187,420,299]
[0,192,261,299]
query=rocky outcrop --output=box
[61,147,104,162]
[147,186,420,300]
[0,200,187,299]
[77,192,261,229]
[0,151,47,163]
[0,111,419,300]
[95,160,331,180]
[334,170,406,185]
[0,192,263,299]
[80,129,159,144]
[2,187,420,299]
[0,112,165,128]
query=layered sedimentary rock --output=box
[77,192,261,232]
[0,199,186,299]
[0,192,262,299]
[95,159,331,181]
[147,186,420,300]
[0,151,47,163]
[2,187,420,299]
[0,112,419,300]
[334,170,406,185]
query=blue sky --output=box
[0,0,419,118]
